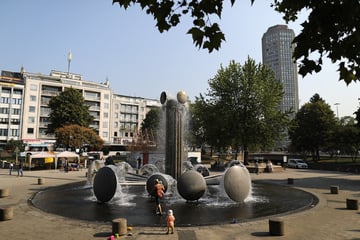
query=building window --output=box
[29,106,36,112]
[0,129,8,136]
[103,122,108,128]
[30,95,36,101]
[104,94,109,99]
[11,109,21,115]
[13,89,22,95]
[0,118,8,124]
[104,103,109,109]
[30,84,37,91]
[102,132,108,138]
[11,119,20,125]
[0,108,9,114]
[28,117,35,123]
[27,128,34,134]
[2,88,11,94]
[103,112,108,118]
[10,129,19,137]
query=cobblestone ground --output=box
[0,168,359,240]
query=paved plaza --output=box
[0,167,359,240]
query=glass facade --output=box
[262,25,299,118]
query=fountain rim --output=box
[29,178,319,227]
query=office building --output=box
[262,25,299,117]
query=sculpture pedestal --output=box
[112,218,127,235]
[269,218,284,236]
[0,188,9,198]
[0,206,14,221]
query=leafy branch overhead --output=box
[113,0,360,84]
[113,0,255,52]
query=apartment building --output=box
[0,70,25,145]
[0,67,161,148]
[20,70,113,144]
[111,94,161,144]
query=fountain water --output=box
[31,90,318,226]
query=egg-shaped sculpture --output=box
[177,91,187,104]
[224,165,251,202]
[93,166,118,203]
[177,170,206,201]
[146,174,168,197]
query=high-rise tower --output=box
[262,25,299,117]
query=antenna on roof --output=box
[67,50,72,76]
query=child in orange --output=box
[166,209,175,234]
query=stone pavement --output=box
[0,167,359,240]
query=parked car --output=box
[287,159,308,169]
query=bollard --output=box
[0,206,14,221]
[346,198,359,210]
[0,188,10,198]
[287,178,294,184]
[112,218,127,236]
[38,177,44,185]
[330,185,339,194]
[269,218,284,236]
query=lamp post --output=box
[334,103,340,118]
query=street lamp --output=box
[334,103,340,118]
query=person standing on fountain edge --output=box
[152,179,164,215]
[166,209,175,234]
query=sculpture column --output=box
[161,91,187,180]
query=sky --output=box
[1,0,359,118]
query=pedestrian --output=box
[166,209,175,234]
[255,161,259,175]
[137,156,142,169]
[9,162,13,175]
[152,179,164,215]
[17,162,23,177]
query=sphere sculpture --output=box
[146,174,168,197]
[177,170,206,201]
[176,90,187,104]
[224,165,251,202]
[93,166,118,203]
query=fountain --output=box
[31,90,318,226]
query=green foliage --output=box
[289,94,337,161]
[4,139,25,152]
[47,88,94,134]
[114,0,360,83]
[113,0,233,52]
[55,124,104,151]
[193,58,289,162]
[141,107,160,141]
[273,0,360,84]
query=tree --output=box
[113,0,360,83]
[193,58,289,164]
[55,124,104,151]
[47,88,94,134]
[3,139,25,152]
[273,0,360,84]
[140,107,161,143]
[289,94,337,161]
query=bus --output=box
[102,144,130,159]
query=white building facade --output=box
[0,68,161,147]
[0,71,25,144]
